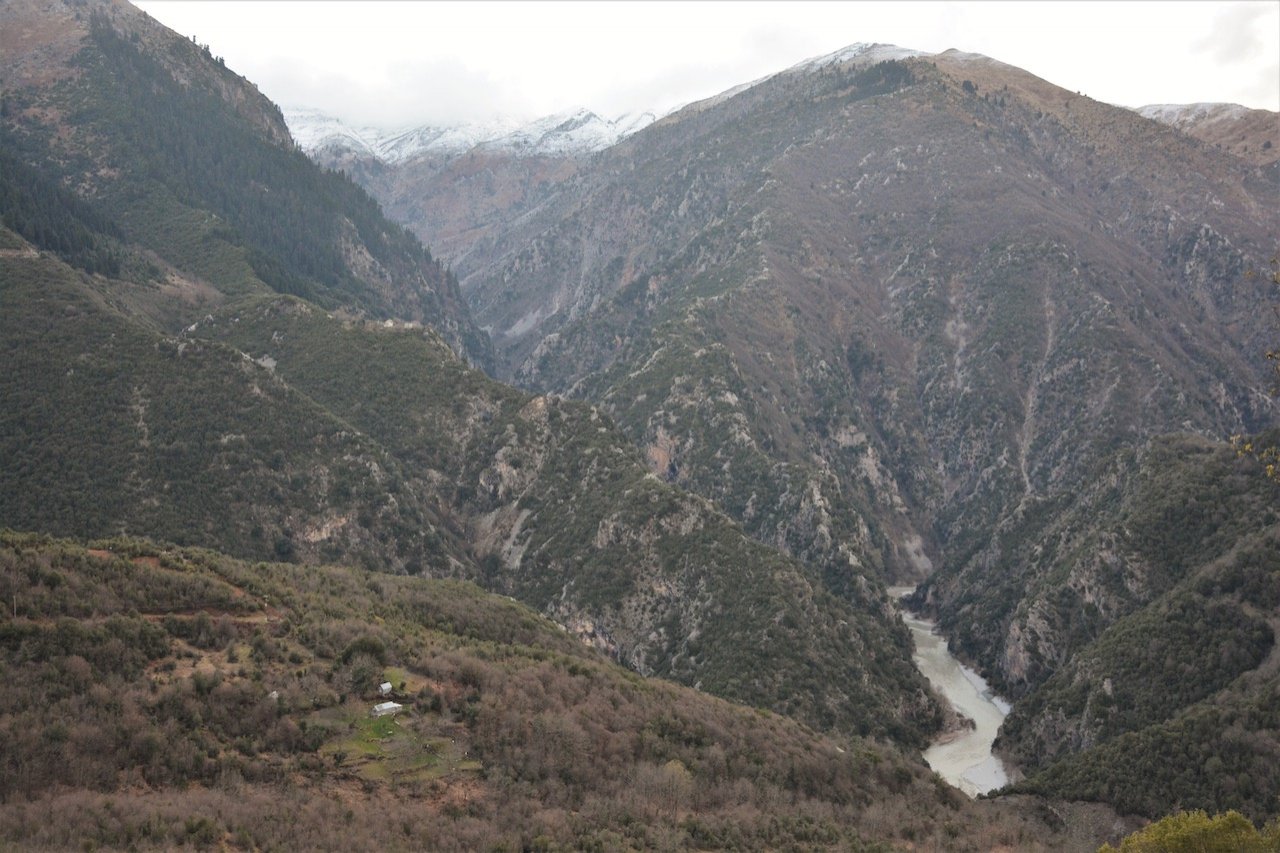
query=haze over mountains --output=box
[2,0,1279,848]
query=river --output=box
[888,586,1012,797]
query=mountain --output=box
[983,434,1280,821]
[286,106,660,292]
[1138,103,1280,167]
[0,0,956,754]
[5,0,1278,834]
[453,43,1277,584]
[0,0,490,367]
[297,40,1280,822]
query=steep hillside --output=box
[428,45,1277,611]
[198,294,941,743]
[0,239,469,574]
[0,216,940,747]
[921,435,1279,695]
[0,532,1131,851]
[0,0,951,748]
[0,0,489,365]
[986,435,1280,822]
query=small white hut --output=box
[378,681,393,696]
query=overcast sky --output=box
[134,1,1280,128]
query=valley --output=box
[2,0,1278,848]
[291,31,1280,838]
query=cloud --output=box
[585,59,766,119]
[137,0,1280,127]
[256,57,525,127]
[379,59,526,126]
[1192,4,1268,65]
[1242,60,1280,108]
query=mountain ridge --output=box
[1137,102,1279,166]
[286,40,1276,173]
[285,106,660,164]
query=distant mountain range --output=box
[285,106,659,162]
[282,44,934,166]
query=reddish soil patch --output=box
[86,549,113,560]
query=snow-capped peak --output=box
[787,42,926,74]
[675,42,928,116]
[283,107,395,159]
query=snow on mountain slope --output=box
[284,107,659,163]
[674,43,928,116]
[788,41,926,73]
[1137,102,1250,127]
[1136,102,1279,166]
[284,107,385,157]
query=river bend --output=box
[889,587,1012,797]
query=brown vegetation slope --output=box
[0,532,1136,851]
